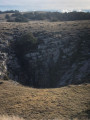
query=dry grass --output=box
[0,80,90,120]
[0,115,24,120]
[0,20,90,33]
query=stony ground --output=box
[0,80,90,120]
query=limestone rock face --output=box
[0,21,90,87]
[24,31,90,87]
[0,38,8,79]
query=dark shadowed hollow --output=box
[7,26,90,88]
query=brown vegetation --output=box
[0,80,90,120]
[0,115,24,120]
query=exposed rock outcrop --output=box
[0,21,90,88]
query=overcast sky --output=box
[0,0,90,11]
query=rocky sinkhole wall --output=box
[0,23,90,88]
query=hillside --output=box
[0,79,90,120]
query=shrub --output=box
[15,16,28,22]
[14,32,38,69]
[5,14,10,19]
[12,12,28,22]
[15,32,37,56]
[3,74,9,80]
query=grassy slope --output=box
[0,80,90,120]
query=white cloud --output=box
[0,0,90,10]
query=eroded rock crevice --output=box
[0,22,90,88]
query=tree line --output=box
[3,10,90,22]
[23,11,90,21]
